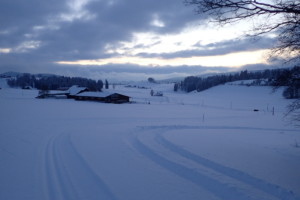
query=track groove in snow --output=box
[155,133,300,200]
[131,125,300,200]
[132,136,255,200]
[137,125,298,133]
[44,133,117,200]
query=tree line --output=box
[177,66,300,99]
[7,73,104,91]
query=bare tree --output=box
[286,99,300,125]
[185,0,300,123]
[185,0,300,60]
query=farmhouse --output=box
[36,85,130,104]
[74,91,130,104]
[36,85,89,99]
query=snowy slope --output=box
[0,78,9,88]
[0,83,299,200]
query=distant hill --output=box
[0,72,23,78]
[0,72,60,79]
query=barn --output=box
[36,85,130,104]
[73,92,130,104]
[104,93,130,103]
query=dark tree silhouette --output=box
[97,80,104,91]
[105,79,109,89]
[148,77,156,83]
[174,83,179,92]
[273,66,300,122]
[286,100,300,124]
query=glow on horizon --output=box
[57,49,269,67]
[0,48,11,53]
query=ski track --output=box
[132,136,254,200]
[44,133,117,200]
[156,134,300,200]
[137,125,298,133]
[132,126,300,200]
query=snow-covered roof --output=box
[48,91,68,95]
[75,91,130,98]
[75,91,112,98]
[68,85,88,95]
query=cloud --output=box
[0,0,277,81]
[136,36,275,58]
[0,0,66,46]
[0,0,200,60]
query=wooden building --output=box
[36,85,130,104]
[74,92,130,104]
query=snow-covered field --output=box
[0,79,299,200]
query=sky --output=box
[0,0,280,81]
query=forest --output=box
[178,66,300,99]
[6,74,104,91]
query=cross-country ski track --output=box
[131,125,299,200]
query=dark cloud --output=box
[0,0,200,60]
[0,0,67,47]
[87,0,199,33]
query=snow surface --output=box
[0,79,299,200]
